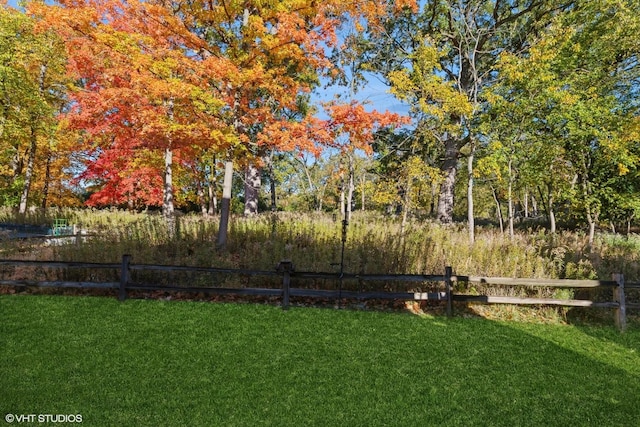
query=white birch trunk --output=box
[244,163,260,216]
[216,161,234,249]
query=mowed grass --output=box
[1,295,639,426]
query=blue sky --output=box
[316,72,408,116]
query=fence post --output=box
[445,266,453,317]
[612,273,626,332]
[277,260,294,310]
[119,254,131,302]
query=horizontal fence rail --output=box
[452,295,619,308]
[0,255,637,331]
[453,275,619,288]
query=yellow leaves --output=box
[617,163,630,176]
[387,69,413,101]
[370,180,398,206]
[622,117,640,143]
[475,155,503,182]
[596,117,640,178]
[372,154,442,208]
[0,163,13,178]
[405,155,441,183]
[208,128,231,146]
[127,147,162,171]
[402,66,471,120]
[389,40,473,129]
[413,44,440,70]
[494,52,522,81]
[556,90,581,107]
[191,88,224,114]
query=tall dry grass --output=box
[3,207,637,281]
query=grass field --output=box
[1,295,639,426]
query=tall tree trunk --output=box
[537,184,554,233]
[360,174,366,212]
[193,157,207,215]
[244,163,260,216]
[532,194,538,217]
[265,153,277,212]
[399,170,412,248]
[548,191,556,234]
[437,135,459,224]
[41,140,52,209]
[580,171,597,249]
[216,161,233,249]
[19,65,47,215]
[507,185,515,240]
[346,153,355,219]
[587,213,596,249]
[491,185,504,234]
[507,159,515,240]
[317,182,326,212]
[270,177,276,212]
[339,170,345,218]
[430,182,437,216]
[163,98,176,236]
[467,145,475,244]
[163,148,174,218]
[197,178,207,216]
[163,146,176,236]
[207,161,217,215]
[298,158,318,211]
[208,183,217,215]
[18,123,37,215]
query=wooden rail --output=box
[0,256,636,331]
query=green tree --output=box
[485,0,640,243]
[0,5,68,212]
[353,0,573,230]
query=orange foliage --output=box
[324,100,411,155]
[27,0,411,207]
[29,0,228,207]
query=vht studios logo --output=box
[5,414,83,423]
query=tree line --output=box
[1,0,639,244]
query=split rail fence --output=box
[0,255,638,331]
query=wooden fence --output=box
[0,256,638,331]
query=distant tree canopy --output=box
[1,0,638,237]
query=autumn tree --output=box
[156,0,335,223]
[322,100,409,219]
[30,0,228,234]
[31,0,406,244]
[0,5,71,212]
[159,0,411,245]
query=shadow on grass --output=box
[1,295,639,427]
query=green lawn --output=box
[1,295,639,426]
